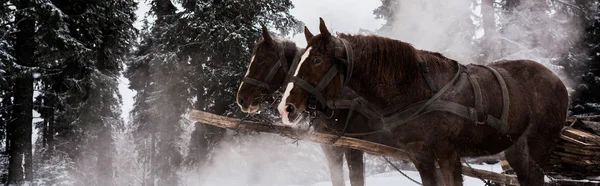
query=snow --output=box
[291,169,497,186]
[183,133,504,186]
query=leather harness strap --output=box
[286,37,511,137]
[382,62,463,128]
[418,59,438,93]
[287,65,339,106]
[336,38,354,88]
[288,38,354,109]
[329,64,507,137]
[482,65,510,131]
[468,72,486,124]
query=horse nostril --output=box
[239,97,246,106]
[285,104,296,114]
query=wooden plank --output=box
[551,180,600,186]
[560,135,596,146]
[558,155,600,166]
[563,127,600,145]
[555,142,600,150]
[554,151,600,162]
[188,110,519,185]
[561,146,600,156]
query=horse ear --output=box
[319,17,331,39]
[304,26,314,42]
[261,23,273,43]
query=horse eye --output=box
[313,58,321,64]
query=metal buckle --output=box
[469,107,486,125]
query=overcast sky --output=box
[288,0,384,46]
[119,0,384,123]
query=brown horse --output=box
[236,25,395,186]
[278,18,569,186]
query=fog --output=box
[378,0,583,87]
[112,0,588,185]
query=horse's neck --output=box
[347,51,455,113]
[348,73,427,113]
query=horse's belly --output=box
[455,126,514,157]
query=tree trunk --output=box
[480,0,496,62]
[186,58,210,166]
[188,51,226,167]
[96,124,114,186]
[7,0,35,184]
[42,83,55,161]
[47,109,54,156]
[148,132,156,186]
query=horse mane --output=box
[417,50,459,73]
[336,33,421,85]
[252,34,297,55]
[335,34,458,84]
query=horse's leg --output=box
[506,124,561,185]
[504,139,532,185]
[436,150,463,186]
[406,142,439,186]
[345,149,364,186]
[321,145,346,186]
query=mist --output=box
[378,0,584,82]
[111,0,588,186]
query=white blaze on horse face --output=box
[278,47,312,126]
[237,55,256,111]
[245,55,255,76]
[293,47,312,76]
[278,82,295,125]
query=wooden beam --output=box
[188,110,519,185]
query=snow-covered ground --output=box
[291,164,501,186]
[293,163,502,186]
[182,134,504,186]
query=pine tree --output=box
[30,0,136,185]
[31,1,88,183]
[373,0,399,33]
[127,1,184,185]
[480,0,498,62]
[175,0,302,168]
[0,0,15,183]
[558,0,600,117]
[93,0,137,184]
[126,0,301,184]
[7,0,35,183]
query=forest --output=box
[0,0,599,185]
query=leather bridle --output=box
[287,38,354,109]
[242,45,288,92]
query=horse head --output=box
[237,24,293,113]
[278,18,349,126]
